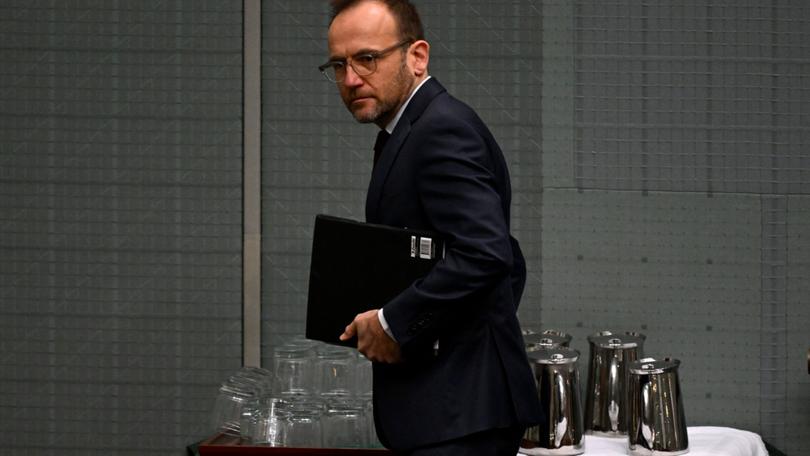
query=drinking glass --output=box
[232,366,274,396]
[355,356,373,399]
[240,396,261,442]
[285,407,323,448]
[273,344,315,397]
[249,398,292,447]
[322,402,366,448]
[315,345,356,398]
[211,379,258,436]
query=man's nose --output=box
[343,63,363,87]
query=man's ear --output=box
[409,40,430,77]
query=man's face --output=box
[327,1,415,127]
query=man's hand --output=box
[340,309,403,364]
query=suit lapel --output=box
[365,78,447,222]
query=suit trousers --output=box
[399,425,526,456]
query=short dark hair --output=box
[329,0,425,43]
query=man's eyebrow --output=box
[352,47,380,55]
[328,47,382,61]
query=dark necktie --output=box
[373,129,390,167]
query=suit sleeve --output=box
[381,114,516,356]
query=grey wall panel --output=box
[560,1,808,451]
[760,195,789,448]
[0,1,243,454]
[539,0,576,191]
[786,196,810,456]
[2,0,805,454]
[573,1,810,195]
[260,2,808,453]
[261,1,369,354]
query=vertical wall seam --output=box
[243,0,262,367]
[760,194,787,448]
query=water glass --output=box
[211,380,258,436]
[285,407,323,448]
[315,345,356,397]
[240,396,261,442]
[364,398,384,448]
[249,398,292,447]
[355,356,373,399]
[323,402,366,448]
[274,344,315,397]
[232,366,274,396]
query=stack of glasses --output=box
[210,336,379,449]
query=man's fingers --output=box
[339,321,356,341]
[340,310,402,364]
[340,312,366,341]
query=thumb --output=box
[339,322,356,341]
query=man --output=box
[320,0,543,454]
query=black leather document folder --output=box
[305,214,444,347]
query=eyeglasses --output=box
[318,40,412,83]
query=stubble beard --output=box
[349,60,412,125]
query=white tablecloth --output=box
[522,426,769,456]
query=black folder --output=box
[305,214,445,347]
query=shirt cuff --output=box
[377,308,397,342]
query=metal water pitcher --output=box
[584,331,645,437]
[525,329,572,352]
[521,347,585,456]
[628,357,689,455]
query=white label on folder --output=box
[419,237,433,259]
[410,236,417,258]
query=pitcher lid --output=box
[630,357,680,374]
[587,330,646,348]
[524,329,572,352]
[528,347,580,365]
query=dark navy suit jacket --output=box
[366,78,543,451]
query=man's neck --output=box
[380,75,431,133]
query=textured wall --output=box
[261,1,808,455]
[1,1,807,455]
[0,1,244,454]
[557,3,809,454]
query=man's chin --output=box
[350,109,379,124]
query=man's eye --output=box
[355,54,376,64]
[332,62,346,70]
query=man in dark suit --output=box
[320,0,543,454]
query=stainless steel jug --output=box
[584,331,645,437]
[520,347,585,456]
[628,357,689,455]
[525,330,572,352]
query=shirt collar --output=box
[384,75,432,134]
